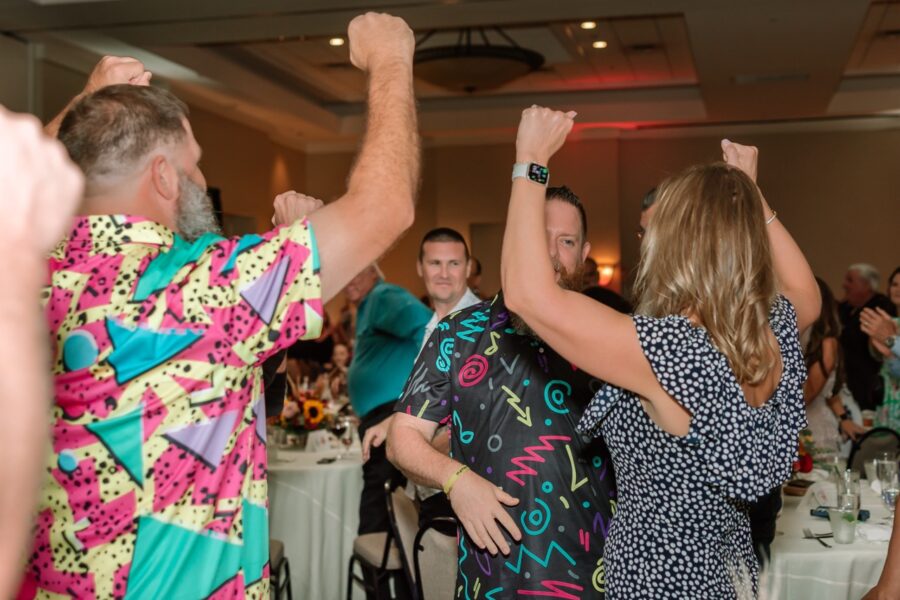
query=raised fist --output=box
[347,12,414,72]
[272,191,324,226]
[0,108,83,254]
[515,106,577,165]
[721,139,758,183]
[83,56,152,96]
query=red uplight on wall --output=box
[598,264,616,286]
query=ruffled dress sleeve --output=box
[579,295,808,502]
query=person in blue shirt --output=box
[345,264,432,524]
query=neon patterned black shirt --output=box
[396,293,616,599]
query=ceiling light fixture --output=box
[413,27,544,93]
[580,21,597,30]
[328,37,345,47]
[592,40,608,49]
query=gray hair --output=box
[848,263,880,290]
[59,84,189,193]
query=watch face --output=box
[528,163,549,185]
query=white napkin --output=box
[856,522,893,542]
[810,481,838,508]
[871,479,883,494]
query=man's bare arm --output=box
[307,13,420,302]
[0,109,83,597]
[388,413,522,555]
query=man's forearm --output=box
[309,55,419,301]
[388,422,461,491]
[0,265,51,597]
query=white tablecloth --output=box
[764,483,891,600]
[269,448,364,600]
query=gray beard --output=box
[175,173,220,242]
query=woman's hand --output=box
[860,307,898,347]
[721,139,758,182]
[840,418,867,442]
[515,106,576,165]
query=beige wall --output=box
[306,139,622,303]
[618,129,900,299]
[303,127,898,308]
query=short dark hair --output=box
[641,187,658,211]
[546,185,587,240]
[59,84,190,193]
[419,227,470,261]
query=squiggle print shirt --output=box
[397,293,616,599]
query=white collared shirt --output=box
[420,287,483,352]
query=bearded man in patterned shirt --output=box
[17,12,420,599]
[388,187,618,598]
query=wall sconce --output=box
[597,263,616,286]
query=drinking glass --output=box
[876,456,899,515]
[827,508,857,544]
[329,415,354,459]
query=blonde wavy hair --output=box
[633,162,777,385]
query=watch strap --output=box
[512,162,549,186]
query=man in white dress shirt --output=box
[362,227,481,522]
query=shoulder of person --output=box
[873,293,898,314]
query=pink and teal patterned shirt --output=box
[17,215,323,599]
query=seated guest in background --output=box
[468,256,486,299]
[637,186,657,239]
[363,227,482,526]
[0,108,83,599]
[21,12,421,598]
[803,277,862,449]
[315,341,351,401]
[389,185,617,597]
[582,256,600,289]
[840,263,897,412]
[861,266,900,429]
[502,108,819,597]
[345,264,430,599]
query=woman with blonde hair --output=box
[501,108,820,598]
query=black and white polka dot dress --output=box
[578,295,807,599]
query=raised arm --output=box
[501,108,662,403]
[0,108,83,598]
[722,140,821,331]
[306,13,420,302]
[44,56,151,138]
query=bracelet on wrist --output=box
[442,464,470,495]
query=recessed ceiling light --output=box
[580,21,597,30]
[328,37,345,47]
[592,40,608,49]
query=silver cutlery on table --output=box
[802,527,832,548]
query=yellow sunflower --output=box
[303,399,326,429]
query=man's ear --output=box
[581,242,592,264]
[416,259,423,278]
[465,259,472,279]
[150,155,179,205]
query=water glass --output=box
[876,456,899,514]
[827,508,857,544]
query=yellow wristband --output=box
[442,465,470,495]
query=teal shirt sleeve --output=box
[368,285,431,340]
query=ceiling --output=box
[2,0,899,150]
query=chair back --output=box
[413,517,458,600]
[385,483,420,595]
[848,427,900,473]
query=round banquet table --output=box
[268,447,365,600]
[764,481,891,600]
